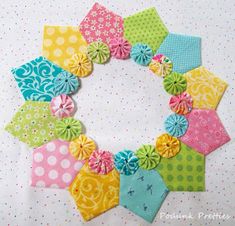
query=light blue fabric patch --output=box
[130,43,153,66]
[156,33,201,73]
[120,168,169,222]
[164,113,188,137]
[11,56,79,102]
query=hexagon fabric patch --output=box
[120,168,168,222]
[5,101,58,148]
[184,66,228,109]
[124,8,168,52]
[156,142,205,191]
[31,139,84,189]
[156,33,201,73]
[79,3,124,44]
[69,162,120,221]
[180,109,230,155]
[11,56,69,102]
[42,25,87,72]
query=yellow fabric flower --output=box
[156,133,180,158]
[69,162,119,221]
[69,134,96,160]
[68,53,93,77]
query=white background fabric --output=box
[0,0,234,225]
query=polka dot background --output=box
[0,0,234,226]
[42,25,87,71]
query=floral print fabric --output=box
[79,3,123,44]
[5,101,58,147]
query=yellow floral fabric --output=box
[42,25,87,72]
[69,134,96,160]
[156,133,180,158]
[68,53,93,77]
[184,66,228,109]
[69,162,120,221]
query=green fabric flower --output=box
[55,117,82,141]
[163,72,187,95]
[136,145,161,170]
[87,41,110,64]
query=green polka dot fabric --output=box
[124,8,168,52]
[5,101,58,148]
[156,142,205,191]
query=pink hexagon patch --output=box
[180,109,230,155]
[31,139,84,189]
[79,3,124,44]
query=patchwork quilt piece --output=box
[124,8,168,52]
[156,143,205,191]
[180,109,230,155]
[12,56,73,102]
[120,168,168,222]
[156,33,201,73]
[5,101,58,147]
[31,139,84,189]
[79,3,124,44]
[69,162,120,221]
[184,66,228,109]
[43,25,87,71]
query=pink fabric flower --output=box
[109,37,131,59]
[152,54,164,62]
[88,150,114,174]
[169,92,193,115]
[50,94,75,118]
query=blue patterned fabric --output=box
[156,33,201,73]
[130,43,153,66]
[11,56,78,102]
[164,113,188,137]
[120,168,169,222]
[54,71,80,96]
[114,150,139,175]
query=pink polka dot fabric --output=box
[31,139,85,189]
[180,109,230,155]
[79,2,124,44]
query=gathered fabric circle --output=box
[149,54,173,77]
[69,134,96,160]
[130,43,153,66]
[68,53,93,77]
[88,150,114,175]
[109,37,131,59]
[54,71,79,95]
[50,94,75,118]
[136,145,161,170]
[114,150,139,175]
[87,41,110,64]
[156,133,180,158]
[163,72,187,95]
[164,114,188,137]
[169,92,193,115]
[55,117,82,141]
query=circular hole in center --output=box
[66,125,71,129]
[65,79,68,82]
[166,143,170,147]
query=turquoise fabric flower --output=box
[114,150,139,175]
[54,71,80,96]
[164,113,188,137]
[130,43,153,66]
[120,168,169,222]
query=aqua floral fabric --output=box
[11,56,76,102]
[5,101,58,147]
